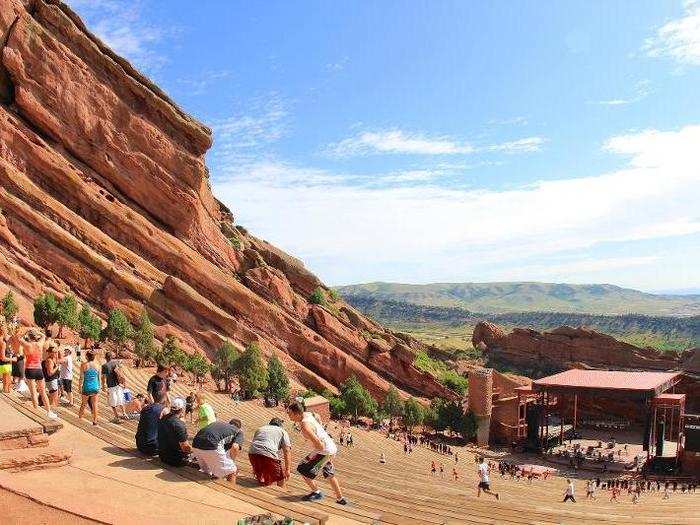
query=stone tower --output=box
[468,367,493,445]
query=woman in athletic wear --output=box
[78,350,100,425]
[23,330,57,420]
[286,401,347,506]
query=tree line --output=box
[320,378,477,441]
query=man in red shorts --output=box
[248,417,292,487]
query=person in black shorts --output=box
[476,457,499,500]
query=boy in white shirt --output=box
[476,457,500,500]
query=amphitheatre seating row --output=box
[8,363,700,525]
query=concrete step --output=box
[0,446,71,472]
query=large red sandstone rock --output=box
[472,321,680,372]
[0,0,458,402]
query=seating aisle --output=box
[11,363,698,525]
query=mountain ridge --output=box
[336,281,700,316]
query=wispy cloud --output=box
[326,130,475,157]
[207,93,290,176]
[325,57,349,73]
[487,136,547,153]
[177,70,232,96]
[643,0,700,67]
[66,0,171,74]
[326,129,546,157]
[591,80,653,106]
[213,124,700,284]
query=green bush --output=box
[56,294,79,337]
[1,291,18,320]
[236,342,268,399]
[266,354,290,402]
[309,287,327,306]
[132,310,156,365]
[33,292,59,329]
[78,304,102,349]
[103,308,133,351]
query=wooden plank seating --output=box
[9,363,698,525]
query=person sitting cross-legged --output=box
[192,418,244,483]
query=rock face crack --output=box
[0,15,19,104]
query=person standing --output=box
[196,392,216,430]
[248,417,292,487]
[23,330,57,420]
[42,346,61,410]
[147,364,171,406]
[0,323,17,393]
[192,418,244,483]
[78,350,100,425]
[476,457,500,500]
[286,401,347,505]
[562,479,576,503]
[58,347,74,406]
[157,398,191,467]
[102,351,126,422]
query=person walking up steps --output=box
[78,350,100,425]
[476,457,499,500]
[102,351,126,423]
[59,347,74,406]
[192,418,244,483]
[562,479,576,503]
[249,417,292,487]
[23,329,58,420]
[196,392,216,430]
[0,322,17,394]
[286,401,347,506]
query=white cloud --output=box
[326,129,546,157]
[326,130,474,157]
[643,0,700,66]
[177,70,232,96]
[66,0,169,74]
[207,93,289,173]
[591,80,652,106]
[213,124,700,284]
[487,136,547,153]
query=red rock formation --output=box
[0,0,456,402]
[473,321,680,373]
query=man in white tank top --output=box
[287,401,347,505]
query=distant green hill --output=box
[335,281,700,316]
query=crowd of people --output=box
[131,365,349,505]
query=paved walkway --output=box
[0,417,268,524]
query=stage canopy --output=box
[532,370,681,400]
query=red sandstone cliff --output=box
[472,321,680,373]
[0,0,457,401]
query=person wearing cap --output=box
[248,417,292,487]
[191,418,244,483]
[157,397,191,467]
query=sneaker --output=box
[47,411,59,420]
[336,497,349,505]
[302,491,324,502]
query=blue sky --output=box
[68,1,700,291]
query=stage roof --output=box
[532,370,681,398]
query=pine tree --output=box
[78,305,101,348]
[1,290,19,320]
[103,308,132,353]
[185,352,211,385]
[33,293,59,329]
[132,310,155,366]
[339,375,377,421]
[212,341,239,392]
[266,354,290,402]
[56,294,79,338]
[159,335,187,368]
[402,396,425,430]
[236,342,268,399]
[381,386,404,422]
